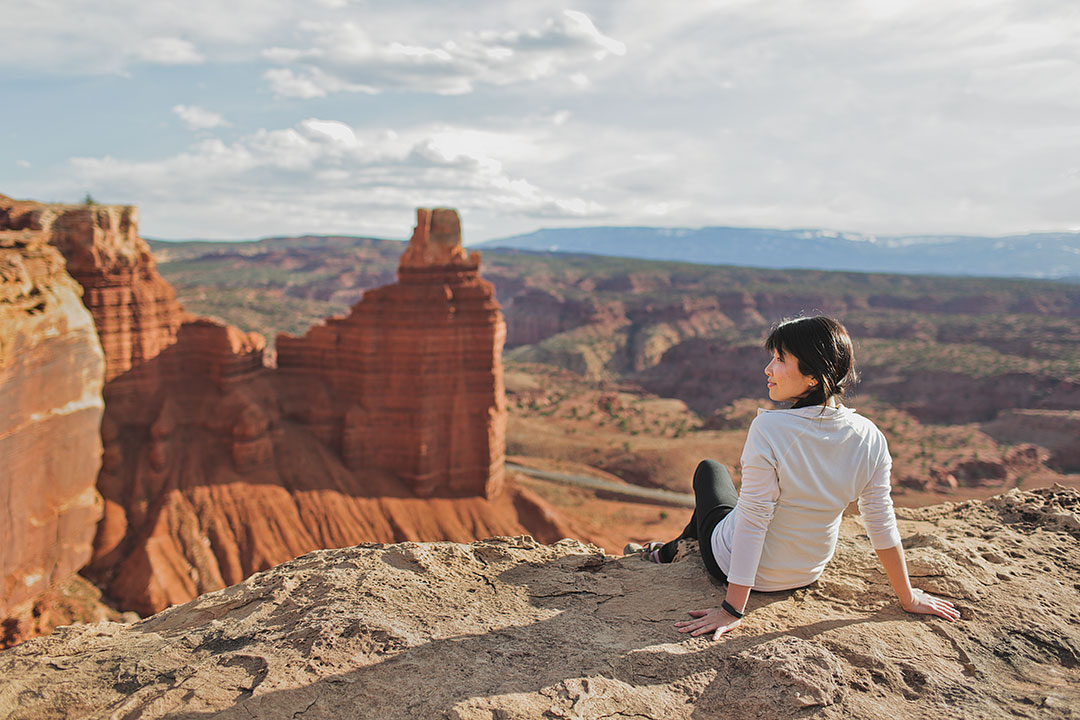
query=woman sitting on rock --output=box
[632,315,960,640]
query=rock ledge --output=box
[1,487,1078,720]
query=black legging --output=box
[659,459,737,582]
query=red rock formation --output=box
[88,408,559,616]
[1,196,273,619]
[0,216,105,633]
[0,197,187,382]
[0,201,567,616]
[277,207,507,498]
[2,196,582,618]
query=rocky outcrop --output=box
[37,203,566,617]
[0,225,105,636]
[0,196,187,382]
[277,208,507,499]
[984,410,1080,472]
[2,487,1077,720]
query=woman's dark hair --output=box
[764,316,858,409]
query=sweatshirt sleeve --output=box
[857,446,902,550]
[727,419,781,587]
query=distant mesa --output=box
[478,225,1080,279]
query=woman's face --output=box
[764,348,817,403]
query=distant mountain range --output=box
[477,227,1080,280]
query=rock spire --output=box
[277,207,507,498]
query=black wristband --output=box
[721,600,744,619]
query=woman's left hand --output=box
[675,608,742,640]
[901,587,961,622]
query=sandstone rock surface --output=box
[0,223,105,636]
[2,487,1077,720]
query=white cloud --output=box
[263,67,380,98]
[261,10,627,97]
[172,105,230,130]
[134,38,204,66]
[16,160,31,168]
[5,1,1080,239]
[0,0,301,73]
[561,10,626,57]
[60,118,603,239]
[300,119,359,147]
[263,68,328,99]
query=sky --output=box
[2,0,1079,243]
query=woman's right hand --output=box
[901,587,961,621]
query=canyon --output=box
[153,238,1080,499]
[2,191,1078,706]
[0,197,606,640]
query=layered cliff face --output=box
[0,220,105,637]
[502,289,616,348]
[85,319,278,615]
[2,488,1077,720]
[0,196,187,382]
[277,208,507,498]
[0,196,273,622]
[12,201,560,617]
